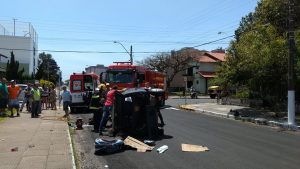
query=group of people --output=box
[0,78,62,118]
[0,78,21,117]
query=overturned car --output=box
[110,88,165,139]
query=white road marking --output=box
[164,107,180,110]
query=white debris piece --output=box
[156,145,168,153]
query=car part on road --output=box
[144,140,155,146]
[95,138,124,154]
[156,145,168,153]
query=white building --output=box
[0,21,38,76]
[85,64,107,75]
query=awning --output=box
[198,71,215,78]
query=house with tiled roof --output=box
[169,49,225,94]
[191,51,225,93]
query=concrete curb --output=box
[67,124,77,169]
[179,105,299,131]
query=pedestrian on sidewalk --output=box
[49,86,57,110]
[31,82,41,118]
[99,85,118,135]
[8,80,21,117]
[59,86,71,117]
[20,83,32,112]
[0,78,8,116]
[41,85,49,110]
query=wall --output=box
[0,35,37,75]
[192,62,219,93]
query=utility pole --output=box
[47,61,50,81]
[130,45,133,65]
[13,18,17,36]
[287,0,296,125]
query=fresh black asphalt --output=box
[71,99,300,169]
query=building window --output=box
[187,67,193,76]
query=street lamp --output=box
[113,41,133,65]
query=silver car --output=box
[17,84,28,103]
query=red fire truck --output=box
[101,62,168,105]
[69,72,99,113]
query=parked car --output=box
[17,84,28,103]
[208,85,222,99]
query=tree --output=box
[213,0,300,106]
[5,51,24,81]
[137,48,194,87]
[35,52,60,84]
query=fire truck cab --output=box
[69,72,99,113]
[101,62,167,105]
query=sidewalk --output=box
[179,103,300,130]
[0,108,75,169]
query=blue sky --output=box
[1,0,258,80]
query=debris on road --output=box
[95,138,124,154]
[76,118,83,130]
[11,147,18,152]
[124,136,154,152]
[181,144,209,152]
[28,144,35,148]
[156,145,168,153]
[144,140,155,146]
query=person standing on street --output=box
[8,80,21,117]
[99,85,118,135]
[49,86,57,110]
[0,78,8,116]
[60,86,71,117]
[31,82,41,118]
[20,84,32,112]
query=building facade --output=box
[0,21,38,76]
[169,48,225,94]
[85,64,107,75]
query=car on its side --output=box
[17,84,28,103]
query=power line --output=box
[0,35,233,54]
[0,47,170,54]
[39,37,230,45]
[193,35,234,48]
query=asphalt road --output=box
[167,96,215,107]
[71,99,300,169]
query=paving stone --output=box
[52,137,70,144]
[49,143,70,155]
[17,156,47,169]
[0,109,74,169]
[46,161,73,169]
[0,155,22,166]
[47,154,72,162]
[0,164,19,169]
[24,149,49,156]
